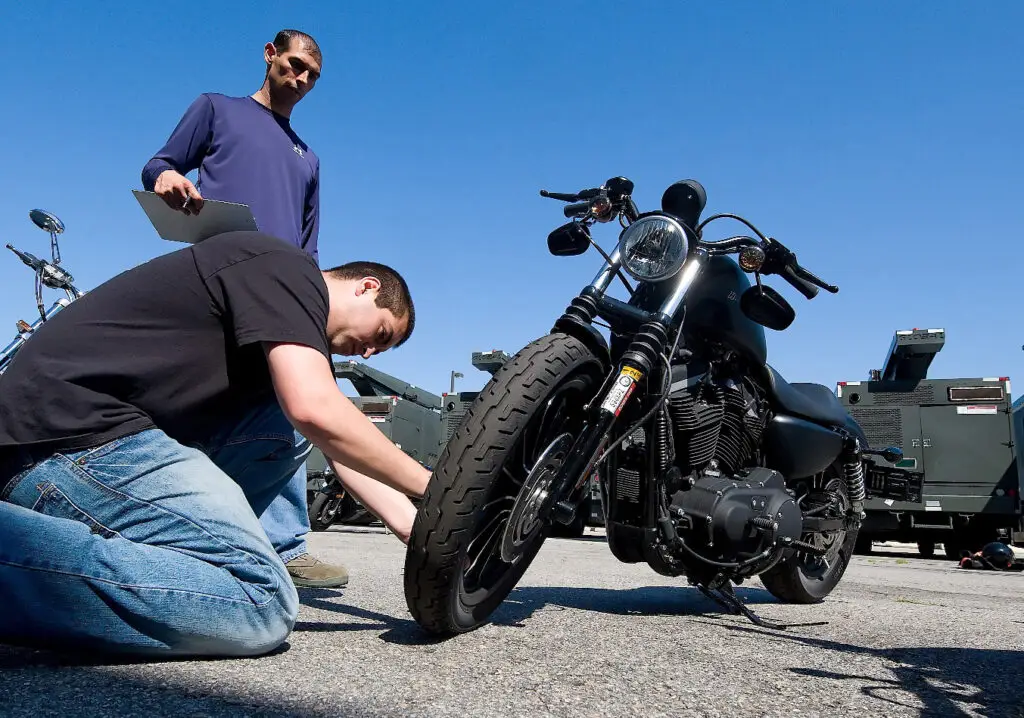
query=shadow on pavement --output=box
[373,583,778,645]
[706,621,1024,718]
[0,643,388,718]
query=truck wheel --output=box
[942,539,964,560]
[917,540,935,558]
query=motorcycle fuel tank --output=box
[682,256,768,366]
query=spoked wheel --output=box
[759,463,858,603]
[404,333,605,635]
[308,491,345,532]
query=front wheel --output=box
[404,333,605,635]
[308,490,345,532]
[759,463,858,603]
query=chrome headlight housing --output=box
[617,215,689,282]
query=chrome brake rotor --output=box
[499,433,573,563]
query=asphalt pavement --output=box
[1,528,1022,718]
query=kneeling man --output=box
[0,231,430,658]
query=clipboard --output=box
[133,190,259,243]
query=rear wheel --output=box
[404,333,605,635]
[759,463,858,603]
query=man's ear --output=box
[356,276,381,296]
[264,41,277,65]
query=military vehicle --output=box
[305,360,443,530]
[1013,395,1024,545]
[836,328,1020,558]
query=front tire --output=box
[404,333,605,635]
[759,463,858,603]
[308,491,344,532]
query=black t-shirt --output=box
[0,231,330,459]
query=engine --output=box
[669,375,768,474]
[608,373,799,574]
[670,467,802,567]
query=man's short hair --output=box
[274,29,322,65]
[324,261,415,346]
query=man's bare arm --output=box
[265,342,430,496]
[330,460,419,544]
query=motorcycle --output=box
[305,448,374,531]
[0,209,83,374]
[404,177,918,635]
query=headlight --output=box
[617,215,689,282]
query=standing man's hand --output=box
[154,169,205,215]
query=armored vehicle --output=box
[836,328,1019,558]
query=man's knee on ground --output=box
[182,581,299,658]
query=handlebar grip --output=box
[780,263,819,299]
[563,201,591,218]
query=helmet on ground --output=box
[980,541,1015,570]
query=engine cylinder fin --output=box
[615,467,641,502]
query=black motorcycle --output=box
[404,177,919,635]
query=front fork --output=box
[546,253,707,522]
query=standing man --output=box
[140,29,345,588]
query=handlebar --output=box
[701,235,838,299]
[541,178,839,300]
[562,201,592,218]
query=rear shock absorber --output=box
[842,438,867,519]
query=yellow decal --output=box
[621,367,643,382]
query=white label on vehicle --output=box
[600,367,642,416]
[884,499,895,506]
[956,405,998,415]
[925,500,941,512]
[369,416,387,422]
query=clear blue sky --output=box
[1,1,1021,399]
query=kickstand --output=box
[697,582,829,631]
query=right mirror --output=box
[29,209,64,235]
[547,221,591,256]
[740,284,795,331]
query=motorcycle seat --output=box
[762,365,848,426]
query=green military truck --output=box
[1013,395,1024,545]
[836,328,1020,558]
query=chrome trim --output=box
[589,245,622,294]
[658,250,706,319]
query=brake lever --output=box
[540,190,580,202]
[793,264,839,294]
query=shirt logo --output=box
[293,144,304,157]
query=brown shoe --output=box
[285,553,349,588]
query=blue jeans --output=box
[0,401,311,657]
[258,463,310,564]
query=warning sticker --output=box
[956,405,998,415]
[600,368,641,416]
[622,367,643,382]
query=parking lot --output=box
[1,528,1021,718]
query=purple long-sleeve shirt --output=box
[142,93,320,262]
